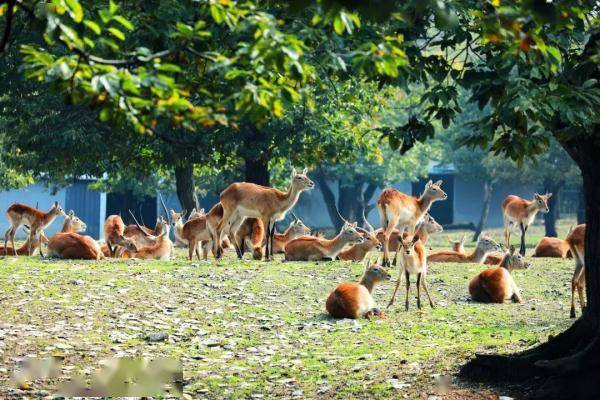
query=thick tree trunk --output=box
[174,165,199,213]
[338,180,363,224]
[544,182,561,237]
[314,169,342,231]
[460,133,600,399]
[473,181,493,242]
[244,156,270,186]
[361,183,377,228]
[578,186,586,224]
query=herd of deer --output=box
[1,169,587,320]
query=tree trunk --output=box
[338,179,363,224]
[473,180,493,242]
[361,183,377,228]
[578,185,586,224]
[174,165,198,213]
[314,168,342,231]
[544,181,561,237]
[244,156,270,186]
[459,133,600,400]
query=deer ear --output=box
[291,168,297,177]
[509,245,516,255]
[54,201,59,207]
[434,180,443,186]
[412,234,420,244]
[546,193,553,199]
[352,222,357,228]
[426,180,432,188]
[199,208,205,214]
[365,259,371,271]
[302,168,308,175]
[534,193,541,199]
[68,210,74,217]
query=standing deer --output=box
[427,236,501,263]
[387,233,434,311]
[104,215,138,257]
[566,224,586,318]
[377,180,447,267]
[502,193,552,256]
[213,168,314,260]
[375,213,442,252]
[284,221,363,261]
[326,260,391,319]
[469,245,531,303]
[4,201,66,256]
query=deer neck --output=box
[526,201,540,216]
[322,233,348,256]
[359,274,377,293]
[281,184,302,214]
[470,245,490,263]
[43,210,60,227]
[61,220,74,233]
[417,227,430,244]
[499,255,513,273]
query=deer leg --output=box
[404,270,411,311]
[519,223,526,256]
[270,222,276,259]
[202,240,211,261]
[577,271,586,314]
[387,268,402,309]
[4,226,15,256]
[416,273,422,310]
[10,226,18,256]
[421,273,435,308]
[188,240,195,261]
[570,261,585,318]
[382,217,399,268]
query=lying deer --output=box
[533,236,571,258]
[427,236,501,264]
[271,213,311,254]
[284,222,363,261]
[235,218,265,260]
[326,260,391,319]
[566,224,586,318]
[448,234,466,253]
[4,201,66,256]
[387,233,434,311]
[104,215,138,257]
[377,180,447,266]
[339,215,381,262]
[468,245,530,303]
[48,211,104,260]
[502,193,552,255]
[131,217,172,260]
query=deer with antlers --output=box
[104,215,138,257]
[339,210,382,262]
[285,217,363,261]
[130,217,172,260]
[377,180,447,267]
[502,193,552,256]
[4,201,66,256]
[428,236,501,264]
[212,168,314,260]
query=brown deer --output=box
[271,213,311,254]
[104,215,138,257]
[533,236,571,258]
[566,224,586,318]
[502,193,552,255]
[326,260,391,319]
[339,215,381,262]
[427,236,501,264]
[235,218,265,260]
[387,234,434,311]
[0,227,46,256]
[4,201,66,256]
[469,245,531,303]
[375,213,442,252]
[170,207,204,248]
[213,168,314,259]
[377,180,447,267]
[131,217,172,260]
[284,222,363,261]
[47,211,103,260]
[448,234,466,253]
[182,203,229,260]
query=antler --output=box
[334,204,349,225]
[138,204,146,227]
[362,206,375,232]
[128,209,151,237]
[158,192,171,225]
[290,211,299,222]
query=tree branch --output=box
[0,0,16,57]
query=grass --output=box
[0,219,577,399]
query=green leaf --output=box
[64,0,83,23]
[109,0,119,15]
[108,27,125,41]
[547,46,562,64]
[113,15,134,31]
[83,20,101,35]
